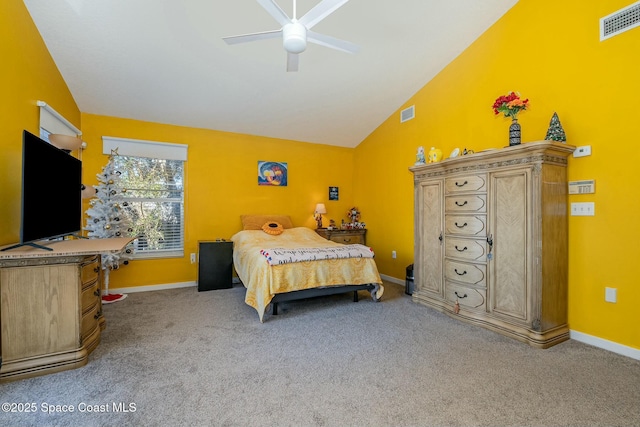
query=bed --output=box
[231,215,384,322]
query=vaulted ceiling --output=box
[24,0,518,147]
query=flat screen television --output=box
[3,130,82,251]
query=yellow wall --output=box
[0,0,80,244]
[81,114,356,288]
[4,0,638,351]
[355,0,640,349]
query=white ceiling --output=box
[24,0,518,148]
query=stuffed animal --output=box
[428,147,443,163]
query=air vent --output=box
[400,105,415,123]
[601,1,640,41]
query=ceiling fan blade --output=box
[287,52,299,72]
[222,29,282,45]
[307,30,359,54]
[257,0,291,27]
[299,0,349,29]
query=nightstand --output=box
[315,228,367,245]
[197,240,233,291]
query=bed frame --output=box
[270,284,379,315]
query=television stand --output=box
[0,237,133,382]
[0,242,52,252]
[1,234,89,252]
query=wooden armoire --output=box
[409,141,575,348]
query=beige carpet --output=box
[1,281,639,427]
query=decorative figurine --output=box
[428,147,443,163]
[415,146,426,165]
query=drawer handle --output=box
[454,291,468,299]
[93,267,100,273]
[455,201,468,207]
[455,222,468,228]
[343,238,351,242]
[455,180,468,187]
[94,290,100,297]
[455,245,468,252]
[454,268,467,276]
[94,311,102,319]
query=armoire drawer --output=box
[445,174,487,194]
[445,215,486,236]
[445,282,486,310]
[444,259,486,286]
[445,195,486,213]
[445,238,487,261]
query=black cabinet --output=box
[197,241,233,291]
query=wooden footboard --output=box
[271,284,378,315]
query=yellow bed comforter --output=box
[231,227,383,321]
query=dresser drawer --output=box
[445,174,487,194]
[444,259,486,286]
[81,256,100,285]
[81,302,101,340]
[81,280,100,314]
[445,195,486,213]
[330,233,365,245]
[445,282,486,310]
[445,237,487,261]
[445,215,486,236]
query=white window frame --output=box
[37,100,82,142]
[102,136,188,259]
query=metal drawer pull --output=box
[455,200,468,207]
[94,311,102,319]
[93,267,100,273]
[455,245,468,252]
[455,222,468,228]
[455,180,468,187]
[93,290,100,296]
[454,268,467,276]
[454,291,468,299]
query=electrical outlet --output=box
[190,253,196,264]
[391,250,397,259]
[605,287,617,303]
[571,202,595,216]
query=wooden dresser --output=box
[316,228,366,245]
[409,141,575,348]
[0,237,132,382]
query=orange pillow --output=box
[262,222,284,235]
[241,215,294,230]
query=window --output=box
[37,100,81,143]
[103,137,187,259]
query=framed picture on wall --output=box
[329,186,339,200]
[258,161,288,186]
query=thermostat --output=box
[568,180,595,194]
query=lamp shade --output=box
[49,134,84,151]
[315,203,327,214]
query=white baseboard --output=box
[570,330,640,360]
[108,281,196,294]
[380,274,404,286]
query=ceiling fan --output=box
[222,0,359,72]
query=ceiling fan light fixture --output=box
[283,21,307,54]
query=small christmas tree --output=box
[545,112,566,142]
[85,149,135,303]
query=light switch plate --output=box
[571,202,595,216]
[573,145,592,158]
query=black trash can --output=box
[405,264,414,295]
